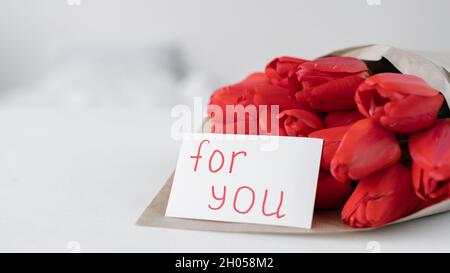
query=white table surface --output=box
[0,108,449,253]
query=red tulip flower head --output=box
[208,73,303,134]
[277,109,323,137]
[295,57,368,112]
[265,56,307,91]
[355,73,444,133]
[410,119,450,202]
[330,118,401,182]
[342,164,420,228]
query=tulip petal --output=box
[315,171,353,209]
[378,94,444,132]
[330,118,401,182]
[323,110,365,128]
[412,162,450,202]
[355,73,444,133]
[306,74,366,112]
[410,120,450,201]
[309,126,351,170]
[278,109,323,137]
[300,57,368,74]
[364,73,441,97]
[265,56,307,91]
[410,119,450,176]
[297,69,351,89]
[294,88,314,110]
[342,164,420,228]
[209,73,306,136]
[242,72,270,84]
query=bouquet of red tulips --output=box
[207,52,450,228]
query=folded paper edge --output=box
[137,171,450,234]
[327,44,450,102]
[136,172,362,234]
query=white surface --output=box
[0,108,450,253]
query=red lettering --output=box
[229,151,247,173]
[233,186,255,214]
[262,190,286,219]
[208,150,225,173]
[190,139,248,174]
[190,139,210,172]
[208,185,226,210]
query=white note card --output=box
[165,133,323,229]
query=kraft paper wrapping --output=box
[137,45,450,234]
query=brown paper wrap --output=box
[137,45,450,233]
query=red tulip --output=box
[315,170,353,209]
[309,125,351,170]
[295,57,368,112]
[355,73,444,133]
[409,119,450,202]
[208,73,303,134]
[242,72,269,83]
[323,110,365,128]
[330,118,401,182]
[209,72,301,111]
[211,115,259,135]
[277,109,323,137]
[342,164,420,228]
[265,56,307,91]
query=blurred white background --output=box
[0,0,449,102]
[1,0,450,252]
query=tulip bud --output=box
[355,73,444,133]
[342,164,420,228]
[265,56,307,91]
[277,109,323,137]
[409,119,450,202]
[295,57,369,112]
[330,118,401,182]
[208,73,304,135]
